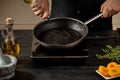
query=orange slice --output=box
[107,62,119,70]
[108,67,120,77]
[98,65,109,77]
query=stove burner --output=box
[33,45,88,58]
[31,39,89,60]
[31,30,119,64]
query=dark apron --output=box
[50,0,112,31]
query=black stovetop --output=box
[31,30,119,63]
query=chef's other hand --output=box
[101,0,120,18]
[31,0,50,19]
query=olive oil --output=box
[1,18,20,58]
[24,0,32,4]
[2,39,20,58]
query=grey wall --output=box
[0,0,42,24]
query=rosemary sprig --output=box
[96,45,120,63]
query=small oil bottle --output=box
[1,18,20,58]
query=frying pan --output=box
[33,13,102,49]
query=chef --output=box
[31,0,120,31]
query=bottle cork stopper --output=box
[6,18,14,24]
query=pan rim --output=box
[33,17,88,49]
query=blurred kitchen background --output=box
[0,0,120,30]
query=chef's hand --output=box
[101,0,120,18]
[31,0,50,19]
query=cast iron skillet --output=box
[33,13,102,49]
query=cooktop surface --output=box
[31,30,119,63]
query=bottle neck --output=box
[6,24,15,40]
[7,24,13,33]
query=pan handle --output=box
[84,13,102,25]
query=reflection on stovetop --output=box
[86,30,118,39]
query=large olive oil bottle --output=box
[1,18,20,58]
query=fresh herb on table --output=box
[96,45,120,63]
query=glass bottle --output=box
[24,0,32,4]
[1,18,20,58]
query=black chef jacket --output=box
[50,0,112,31]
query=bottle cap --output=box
[6,18,14,24]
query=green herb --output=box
[96,45,120,63]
